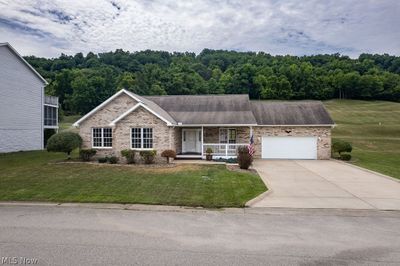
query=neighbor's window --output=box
[92,128,112,148]
[131,128,153,149]
[44,105,57,126]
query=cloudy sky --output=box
[0,0,399,58]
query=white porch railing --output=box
[202,143,248,158]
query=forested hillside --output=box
[25,49,400,115]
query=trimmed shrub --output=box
[237,146,253,170]
[340,154,352,161]
[47,132,82,159]
[79,149,97,161]
[109,156,119,164]
[140,150,157,164]
[98,157,108,163]
[332,140,352,156]
[161,149,176,163]
[121,149,136,164]
[206,147,213,154]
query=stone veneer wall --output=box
[79,93,176,161]
[203,127,250,143]
[252,126,331,159]
[114,107,175,162]
[79,93,138,158]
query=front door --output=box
[182,129,201,154]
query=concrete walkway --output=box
[250,160,400,210]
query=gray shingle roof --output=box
[125,91,177,124]
[250,101,334,125]
[145,95,258,125]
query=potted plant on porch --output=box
[205,147,213,161]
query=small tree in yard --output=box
[161,149,176,163]
[237,146,253,170]
[47,132,82,159]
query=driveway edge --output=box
[245,167,273,207]
[332,159,399,183]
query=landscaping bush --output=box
[161,149,176,163]
[79,149,97,161]
[237,146,253,170]
[121,149,136,164]
[205,147,213,161]
[140,150,157,164]
[108,156,119,164]
[332,140,353,156]
[213,158,238,163]
[47,132,82,159]
[340,154,352,161]
[98,157,108,163]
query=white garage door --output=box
[261,136,317,159]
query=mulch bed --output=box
[51,161,177,169]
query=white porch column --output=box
[201,126,204,157]
[250,126,253,142]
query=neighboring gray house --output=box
[74,89,334,160]
[0,43,58,153]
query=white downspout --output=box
[201,126,204,159]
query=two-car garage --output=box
[250,101,334,160]
[261,136,318,159]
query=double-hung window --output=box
[131,128,153,149]
[92,128,112,148]
[219,128,237,144]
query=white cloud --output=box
[0,0,399,57]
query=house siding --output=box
[114,107,174,162]
[0,46,45,153]
[203,127,250,143]
[79,93,138,157]
[78,96,176,161]
[252,126,331,159]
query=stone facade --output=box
[114,107,175,162]
[203,127,250,143]
[78,93,331,160]
[252,126,331,159]
[79,93,138,157]
[79,94,176,161]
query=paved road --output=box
[251,160,400,210]
[0,205,400,265]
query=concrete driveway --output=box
[250,160,400,210]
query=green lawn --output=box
[0,151,266,208]
[324,100,400,179]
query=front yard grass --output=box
[324,100,400,179]
[0,151,266,208]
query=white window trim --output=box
[130,128,154,150]
[219,128,237,144]
[92,128,113,149]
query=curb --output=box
[0,201,244,214]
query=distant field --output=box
[324,100,400,179]
[59,115,81,131]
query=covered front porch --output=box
[175,127,252,159]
